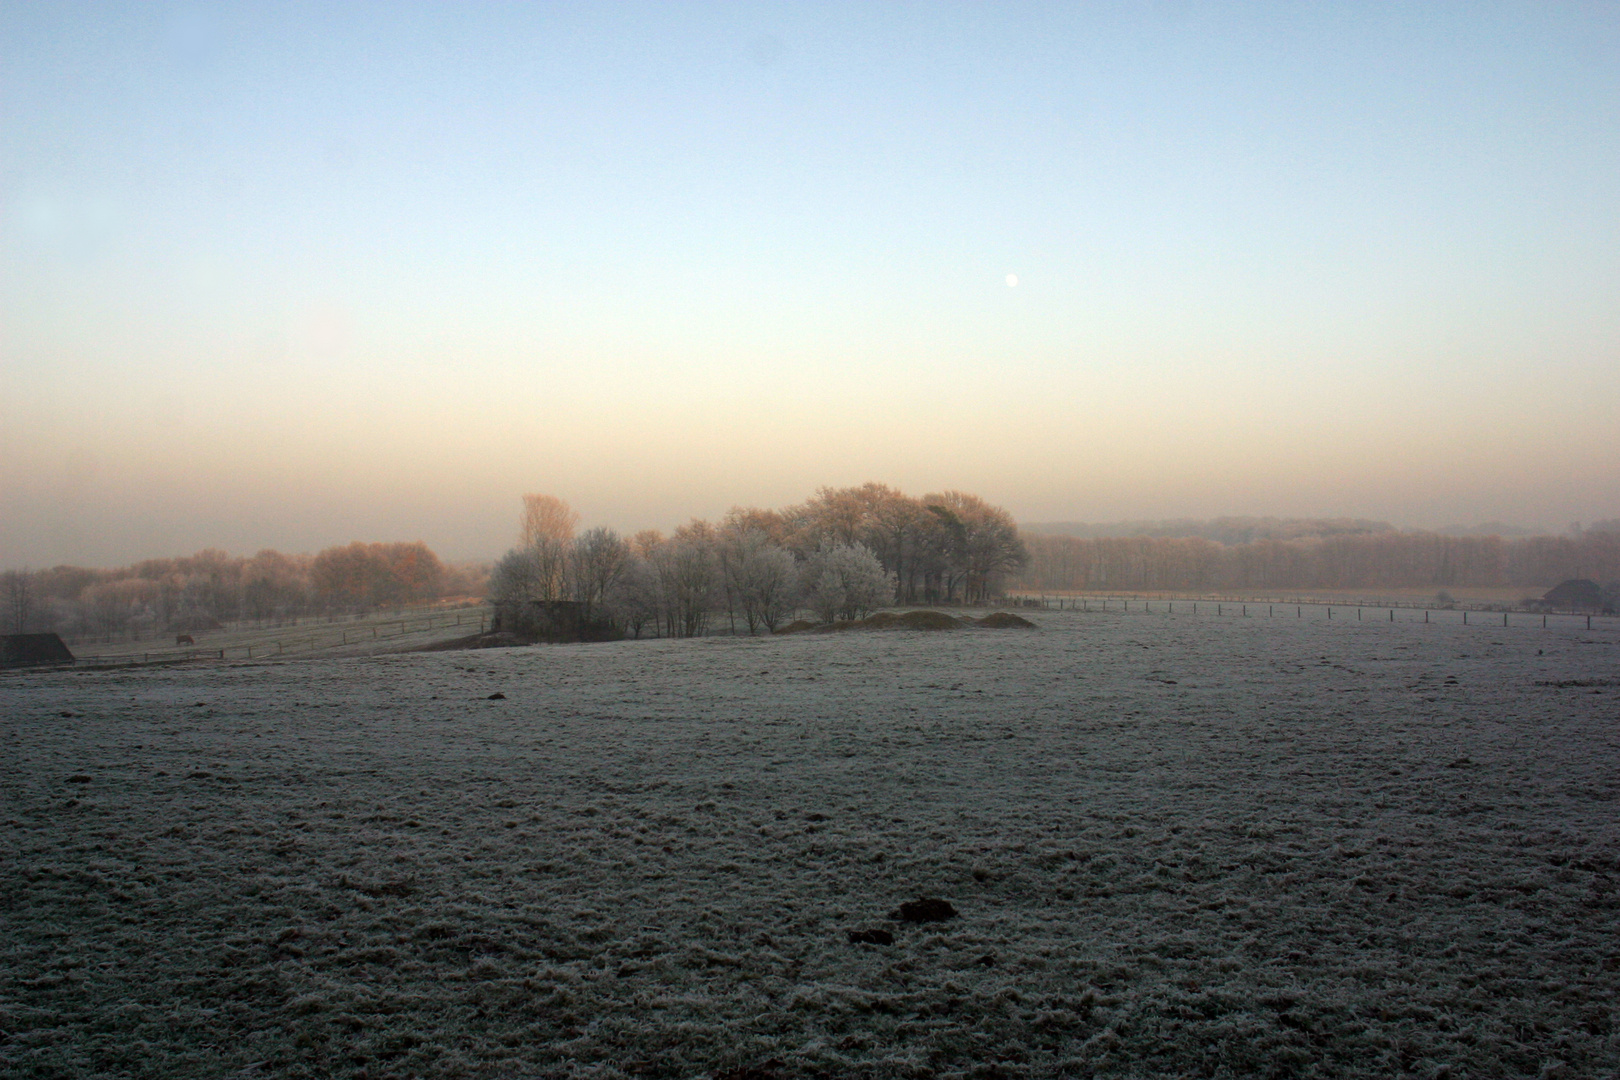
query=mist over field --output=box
[4,4,1619,568]
[6,4,1620,1077]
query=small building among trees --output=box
[490,599,622,643]
[1541,579,1604,610]
[1,633,75,668]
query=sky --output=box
[3,2,1618,568]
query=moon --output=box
[1006,273,1018,287]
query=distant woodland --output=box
[1015,519,1620,594]
[487,485,1027,640]
[0,544,487,643]
[3,498,1617,643]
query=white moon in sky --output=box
[1006,273,1018,287]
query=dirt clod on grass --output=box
[891,897,959,922]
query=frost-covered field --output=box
[3,610,1617,1079]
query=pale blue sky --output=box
[3,2,1617,565]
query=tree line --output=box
[487,484,1030,639]
[0,544,486,642]
[1013,524,1620,594]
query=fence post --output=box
[1463,611,1468,625]
[1389,609,1394,621]
[1503,612,1508,627]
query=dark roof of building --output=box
[1542,579,1603,608]
[0,633,75,667]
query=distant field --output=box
[3,610,1617,1077]
[1011,585,1573,609]
[60,604,493,666]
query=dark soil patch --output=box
[891,897,958,922]
[971,611,1039,629]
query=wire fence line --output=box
[1008,593,1615,631]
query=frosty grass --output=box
[3,608,1617,1078]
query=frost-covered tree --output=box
[569,526,629,624]
[803,543,892,623]
[725,530,800,634]
[645,529,718,638]
[487,547,545,607]
[605,555,660,638]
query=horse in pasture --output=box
[175,634,196,646]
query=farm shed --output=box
[0,633,75,668]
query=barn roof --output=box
[0,633,76,667]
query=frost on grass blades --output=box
[2,610,1618,1078]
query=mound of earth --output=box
[971,611,1039,629]
[775,611,1037,634]
[809,611,967,633]
[408,631,528,652]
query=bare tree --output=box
[520,494,579,548]
[488,548,545,607]
[518,494,577,602]
[2,569,34,633]
[605,555,660,638]
[569,526,630,624]
[924,491,1028,602]
[647,529,717,638]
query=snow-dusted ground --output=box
[2,610,1617,1079]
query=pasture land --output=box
[2,609,1617,1077]
[57,604,492,667]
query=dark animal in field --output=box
[175,634,196,646]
